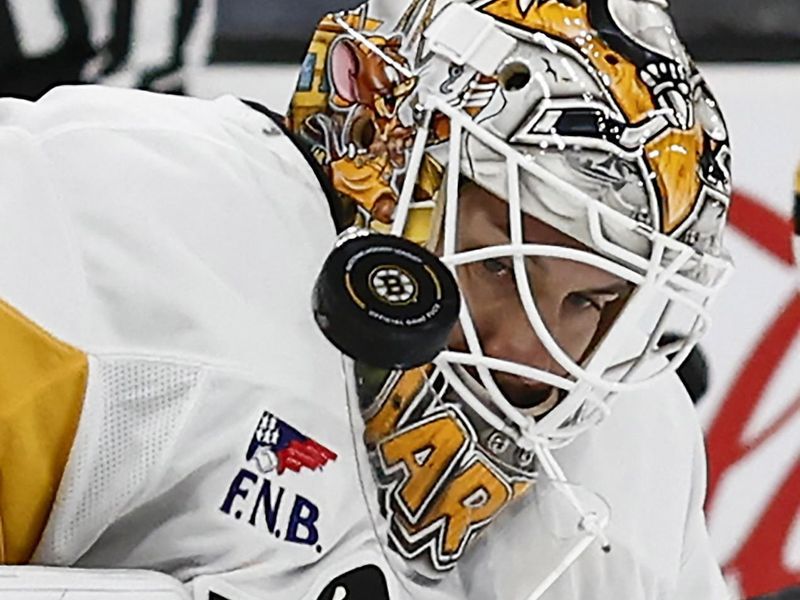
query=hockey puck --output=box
[313,232,461,369]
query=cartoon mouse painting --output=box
[325,34,418,223]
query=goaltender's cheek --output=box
[447,322,468,352]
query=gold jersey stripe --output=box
[0,299,87,564]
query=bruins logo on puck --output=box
[367,265,418,306]
[313,232,460,369]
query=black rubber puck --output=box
[312,232,461,370]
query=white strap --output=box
[423,2,516,75]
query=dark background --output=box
[212,0,800,63]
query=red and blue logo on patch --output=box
[246,410,337,475]
[220,410,338,550]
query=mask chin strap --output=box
[523,441,613,600]
[436,362,614,600]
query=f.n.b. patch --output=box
[220,410,337,553]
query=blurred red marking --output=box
[705,189,800,596]
[729,191,794,265]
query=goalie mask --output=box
[291,0,732,594]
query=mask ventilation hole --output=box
[498,61,531,91]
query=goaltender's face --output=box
[447,182,630,414]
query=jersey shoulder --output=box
[0,84,337,363]
[2,85,244,141]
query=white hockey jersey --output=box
[0,85,730,600]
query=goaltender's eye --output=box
[482,258,513,276]
[566,291,620,312]
[566,292,602,312]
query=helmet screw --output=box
[516,448,535,467]
[487,432,510,454]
